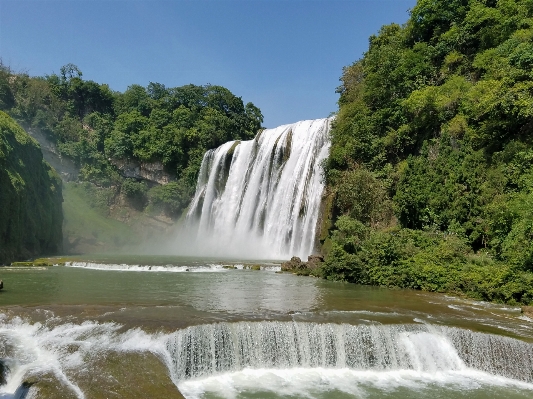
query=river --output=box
[0,255,532,398]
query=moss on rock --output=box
[0,111,63,265]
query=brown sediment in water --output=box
[24,353,185,399]
[77,352,185,399]
[0,303,298,333]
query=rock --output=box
[0,360,7,385]
[0,280,3,290]
[307,255,324,269]
[521,306,533,318]
[110,158,174,185]
[281,255,325,272]
[281,256,302,271]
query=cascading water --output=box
[185,118,331,260]
[2,317,533,398]
[165,321,533,383]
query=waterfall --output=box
[165,321,533,383]
[1,317,533,397]
[186,118,331,260]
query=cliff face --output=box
[0,111,63,264]
[23,124,79,182]
[110,158,174,185]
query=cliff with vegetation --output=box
[0,111,63,264]
[321,0,533,305]
[0,63,263,252]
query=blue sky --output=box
[0,0,416,127]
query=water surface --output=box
[0,256,532,398]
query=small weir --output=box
[1,316,533,398]
[165,321,533,383]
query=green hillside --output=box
[0,64,263,219]
[322,0,533,305]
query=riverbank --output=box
[282,243,533,307]
[1,260,533,398]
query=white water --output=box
[1,318,533,398]
[185,119,331,260]
[65,261,227,273]
[165,322,533,383]
[178,368,533,399]
[64,262,281,272]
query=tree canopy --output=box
[0,62,263,215]
[323,0,533,304]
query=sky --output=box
[0,0,417,128]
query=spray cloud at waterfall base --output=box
[173,119,331,260]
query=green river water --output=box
[0,255,532,398]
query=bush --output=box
[121,179,148,209]
[147,181,191,217]
[335,167,393,227]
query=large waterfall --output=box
[186,118,331,259]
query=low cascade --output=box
[1,318,533,396]
[186,118,331,259]
[165,321,533,383]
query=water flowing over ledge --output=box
[64,262,281,272]
[166,321,533,383]
[185,118,331,260]
[1,318,533,398]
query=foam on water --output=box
[64,262,281,273]
[178,368,533,399]
[65,262,228,273]
[1,317,533,398]
[0,316,169,398]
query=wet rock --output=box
[0,360,8,385]
[281,255,324,272]
[521,306,533,318]
[281,256,302,271]
[0,279,3,290]
[307,255,324,270]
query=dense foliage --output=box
[0,111,63,264]
[0,63,263,216]
[323,0,533,304]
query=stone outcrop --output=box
[111,158,175,185]
[0,112,63,264]
[0,360,7,386]
[23,124,79,182]
[307,255,325,269]
[281,255,324,272]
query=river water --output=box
[1,256,532,398]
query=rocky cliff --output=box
[0,111,63,264]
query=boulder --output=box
[281,256,302,271]
[281,255,324,272]
[307,255,324,270]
